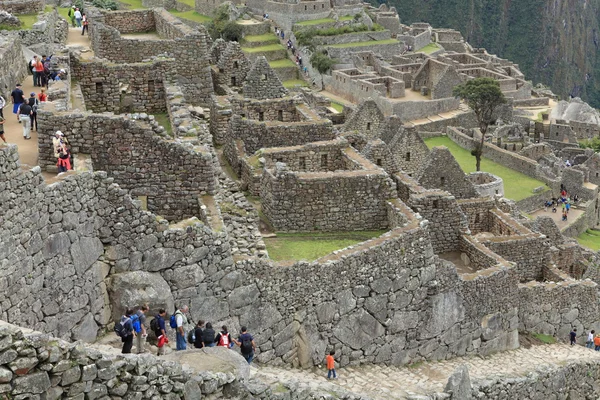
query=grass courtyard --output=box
[424,136,548,201]
[577,229,600,251]
[265,231,386,262]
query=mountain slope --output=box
[375,0,600,107]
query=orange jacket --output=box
[326,355,335,370]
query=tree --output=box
[310,51,335,88]
[453,77,506,171]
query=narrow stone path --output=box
[254,344,600,399]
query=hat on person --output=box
[30,92,35,96]
[72,5,75,7]
[59,69,65,73]
[16,83,21,87]
[55,131,64,136]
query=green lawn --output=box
[244,33,280,44]
[270,59,295,68]
[296,18,336,26]
[424,136,548,201]
[243,43,286,53]
[153,113,173,136]
[531,333,556,344]
[176,0,195,7]
[283,79,308,88]
[0,13,39,30]
[328,39,398,48]
[419,42,441,54]
[168,10,212,23]
[265,231,386,262]
[118,0,146,9]
[330,102,344,112]
[577,229,600,251]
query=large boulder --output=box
[162,346,250,380]
[108,271,174,322]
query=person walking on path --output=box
[174,305,189,351]
[68,5,76,27]
[215,325,233,348]
[570,328,577,345]
[594,334,600,351]
[27,93,39,131]
[11,84,24,116]
[34,57,44,87]
[0,115,6,144]
[135,304,149,354]
[235,326,256,364]
[193,320,205,349]
[81,13,89,35]
[117,309,136,354]
[326,350,337,379]
[152,309,168,356]
[587,330,595,349]
[74,8,82,27]
[202,322,216,347]
[17,102,33,140]
[38,88,47,103]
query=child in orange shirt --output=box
[326,350,336,379]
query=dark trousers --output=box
[30,112,37,131]
[122,334,134,353]
[82,25,88,35]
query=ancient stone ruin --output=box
[2,0,600,398]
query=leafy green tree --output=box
[310,51,335,88]
[453,77,506,171]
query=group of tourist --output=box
[115,305,258,365]
[572,328,600,351]
[8,83,47,141]
[67,6,89,35]
[544,185,578,221]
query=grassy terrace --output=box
[330,102,344,112]
[424,136,548,201]
[577,229,600,251]
[419,42,441,54]
[0,13,39,30]
[283,79,308,88]
[265,230,387,262]
[243,43,286,53]
[295,15,353,26]
[244,33,280,44]
[168,10,212,23]
[118,0,144,8]
[270,59,296,68]
[328,38,398,48]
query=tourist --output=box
[587,330,595,348]
[0,115,6,144]
[27,93,39,131]
[235,326,256,364]
[570,328,577,345]
[326,350,336,379]
[81,13,89,36]
[562,209,568,221]
[202,322,216,347]
[0,93,5,118]
[74,8,82,27]
[174,305,189,351]
[117,308,136,354]
[30,55,38,87]
[152,308,168,356]
[56,142,72,173]
[39,88,47,103]
[16,101,33,140]
[68,5,76,27]
[34,56,44,87]
[193,320,205,349]
[135,304,149,354]
[594,334,600,351]
[52,131,65,156]
[11,83,24,117]
[215,325,233,348]
[565,199,571,213]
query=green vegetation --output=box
[531,333,556,344]
[118,0,145,8]
[419,42,440,54]
[243,33,280,44]
[310,51,336,87]
[579,137,600,152]
[0,14,40,30]
[176,0,196,7]
[169,10,212,23]
[58,7,71,21]
[453,78,506,171]
[206,4,242,41]
[330,102,344,112]
[265,231,386,262]
[424,136,548,201]
[328,38,398,48]
[44,5,54,13]
[296,24,384,48]
[283,79,309,88]
[296,15,355,26]
[270,59,296,68]
[243,43,286,53]
[577,229,600,251]
[153,113,173,136]
[92,0,119,10]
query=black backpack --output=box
[241,337,253,354]
[150,316,159,333]
[187,330,195,344]
[114,317,130,338]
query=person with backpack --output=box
[81,13,89,36]
[150,308,168,356]
[171,305,189,351]
[16,102,33,140]
[193,320,205,349]
[215,325,233,348]
[68,6,76,27]
[27,93,39,131]
[235,326,256,364]
[134,304,149,354]
[202,322,216,347]
[115,308,136,354]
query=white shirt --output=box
[589,332,594,342]
[175,311,187,328]
[74,10,82,19]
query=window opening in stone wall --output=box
[262,74,268,81]
[259,112,264,121]
[233,61,239,69]
[440,176,445,186]
[278,110,283,121]
[299,156,306,170]
[366,122,371,131]
[433,199,439,208]
[240,113,245,118]
[322,4,324,7]
[495,189,499,194]
[305,5,307,10]
[313,4,316,9]
[231,77,236,86]
[219,68,224,73]
[405,152,410,161]
[376,159,382,166]
[148,80,155,93]
[96,82,103,93]
[596,172,599,177]
[321,154,328,167]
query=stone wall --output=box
[16,9,68,47]
[37,112,217,221]
[245,0,331,30]
[325,42,404,63]
[468,172,504,198]
[0,0,43,13]
[261,162,396,231]
[0,35,28,101]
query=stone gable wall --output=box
[0,34,28,101]
[0,0,43,14]
[482,235,548,283]
[37,112,217,221]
